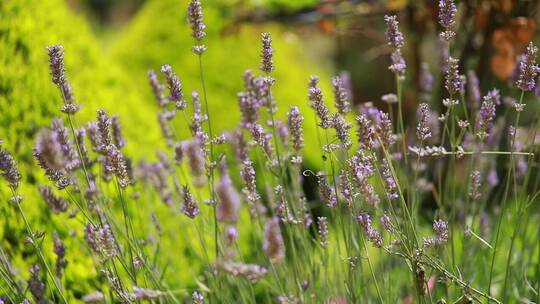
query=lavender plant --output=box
[0,1,539,303]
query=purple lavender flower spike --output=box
[444,57,463,95]
[516,42,540,92]
[46,45,80,114]
[188,0,206,41]
[216,159,241,223]
[384,15,404,50]
[181,185,200,218]
[39,185,68,214]
[438,0,457,40]
[416,103,432,141]
[260,32,274,74]
[308,76,332,129]
[263,217,285,264]
[161,64,187,110]
[0,147,21,190]
[332,75,351,114]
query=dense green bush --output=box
[0,0,333,298]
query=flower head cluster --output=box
[161,64,186,109]
[46,45,79,114]
[260,32,274,74]
[438,0,457,40]
[332,75,351,114]
[28,265,47,304]
[263,217,285,264]
[384,15,406,78]
[348,150,379,205]
[316,173,337,208]
[181,185,200,218]
[187,0,207,53]
[356,212,383,247]
[85,223,117,260]
[216,160,241,223]
[444,56,463,95]
[423,219,449,247]
[317,217,329,249]
[0,146,21,191]
[308,76,332,129]
[476,92,497,140]
[516,42,540,92]
[416,103,432,141]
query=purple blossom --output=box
[438,0,457,40]
[181,185,200,218]
[0,147,21,190]
[416,103,432,141]
[161,64,186,109]
[332,75,351,114]
[216,159,241,223]
[356,114,375,150]
[38,185,68,214]
[444,57,463,95]
[187,0,206,41]
[316,173,337,208]
[286,106,304,154]
[308,76,332,129]
[263,217,285,264]
[389,50,406,78]
[260,32,274,74]
[384,15,404,50]
[516,42,540,91]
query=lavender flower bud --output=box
[332,75,351,114]
[46,45,79,114]
[444,57,463,95]
[438,0,457,40]
[240,159,260,217]
[133,287,163,300]
[348,150,380,205]
[389,50,407,78]
[423,219,449,247]
[39,185,68,214]
[111,116,126,148]
[263,217,285,264]
[286,106,304,155]
[238,93,260,128]
[85,223,117,260]
[376,111,395,148]
[34,129,66,172]
[476,92,497,140]
[50,118,79,170]
[516,42,540,91]
[469,170,481,202]
[356,114,375,150]
[46,45,65,86]
[218,261,268,283]
[53,232,67,279]
[104,145,130,188]
[384,15,404,50]
[28,265,47,304]
[332,114,352,150]
[316,173,337,208]
[148,70,168,107]
[338,170,354,207]
[380,160,398,200]
[161,64,187,109]
[186,140,206,186]
[416,103,432,141]
[190,91,209,149]
[181,185,200,218]
[355,212,383,247]
[275,185,294,223]
[0,147,21,190]
[380,213,395,233]
[260,32,274,74]
[249,124,273,159]
[96,110,112,149]
[192,291,205,304]
[308,76,332,129]
[216,160,241,223]
[317,216,329,249]
[187,0,206,41]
